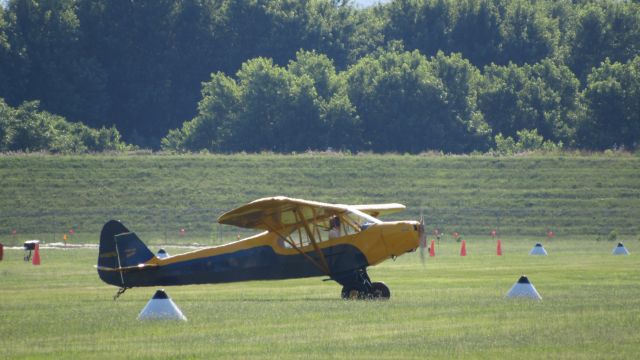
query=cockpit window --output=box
[276,208,380,249]
[342,208,381,233]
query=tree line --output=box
[0,0,639,153]
[0,98,130,152]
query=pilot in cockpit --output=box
[329,215,341,239]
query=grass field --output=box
[1,239,638,359]
[1,153,639,246]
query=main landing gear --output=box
[337,268,391,300]
[341,282,390,300]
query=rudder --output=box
[97,220,155,287]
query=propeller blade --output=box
[418,208,426,265]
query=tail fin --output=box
[97,220,155,287]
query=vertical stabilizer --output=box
[97,220,155,287]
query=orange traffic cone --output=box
[429,240,435,257]
[497,239,502,256]
[460,240,467,256]
[32,243,41,265]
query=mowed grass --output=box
[1,153,640,245]
[1,240,638,359]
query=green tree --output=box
[0,98,129,153]
[300,0,361,69]
[76,0,366,146]
[322,88,361,150]
[0,5,21,103]
[0,97,15,150]
[344,4,386,65]
[1,0,107,124]
[162,72,240,152]
[430,51,489,151]
[450,0,502,67]
[287,50,360,150]
[499,0,559,65]
[346,49,488,153]
[569,2,640,82]
[382,0,561,68]
[494,128,562,155]
[76,0,179,146]
[162,51,359,153]
[231,58,301,151]
[579,57,640,150]
[219,0,359,71]
[385,0,452,57]
[478,60,582,145]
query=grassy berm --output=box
[0,153,639,245]
[0,241,638,359]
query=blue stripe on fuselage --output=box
[107,244,369,287]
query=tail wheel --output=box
[372,282,391,300]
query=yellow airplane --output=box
[97,196,424,299]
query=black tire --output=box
[371,282,391,300]
[341,286,360,300]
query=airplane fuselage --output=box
[97,221,420,288]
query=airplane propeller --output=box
[418,208,426,265]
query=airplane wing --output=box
[218,196,405,230]
[217,196,349,231]
[351,203,405,218]
[218,196,406,276]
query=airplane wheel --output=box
[341,287,360,300]
[371,282,391,300]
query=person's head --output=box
[330,215,340,228]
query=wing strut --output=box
[295,207,331,275]
[263,222,330,276]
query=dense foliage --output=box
[0,0,639,152]
[0,98,130,152]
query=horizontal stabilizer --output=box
[95,263,158,272]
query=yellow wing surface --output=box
[351,203,406,218]
[217,196,405,230]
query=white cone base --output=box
[506,283,542,300]
[529,246,548,256]
[612,246,630,255]
[138,298,187,321]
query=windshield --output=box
[343,207,381,231]
[276,207,381,249]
